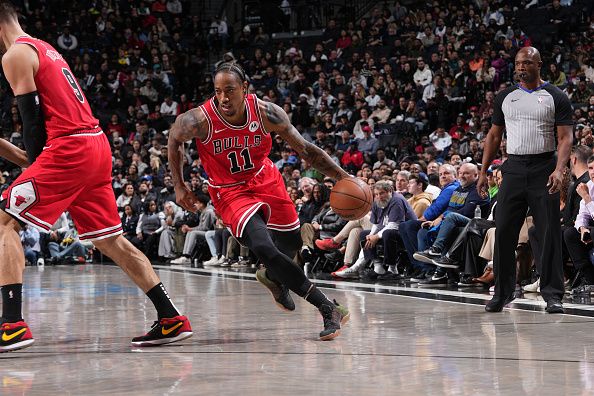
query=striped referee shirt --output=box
[492,82,573,155]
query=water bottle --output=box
[474,205,482,219]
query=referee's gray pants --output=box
[493,152,564,302]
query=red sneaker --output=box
[0,320,34,352]
[131,315,193,347]
[331,265,348,277]
[315,238,341,251]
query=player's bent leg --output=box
[92,234,192,346]
[242,214,349,340]
[0,210,34,352]
[92,234,159,292]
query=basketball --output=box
[330,178,373,220]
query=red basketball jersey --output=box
[197,94,272,187]
[15,36,99,141]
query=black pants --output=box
[563,226,594,284]
[359,229,403,266]
[447,218,494,276]
[494,153,564,302]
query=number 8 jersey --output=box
[197,94,272,187]
[15,36,100,140]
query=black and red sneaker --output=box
[0,320,35,352]
[131,315,193,347]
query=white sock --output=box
[350,256,366,270]
[374,263,386,275]
[388,265,397,274]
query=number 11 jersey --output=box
[197,94,272,187]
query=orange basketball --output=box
[330,178,373,220]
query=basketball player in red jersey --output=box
[168,62,351,340]
[0,1,192,352]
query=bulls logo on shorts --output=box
[8,180,38,213]
[248,121,259,132]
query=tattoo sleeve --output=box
[264,102,349,180]
[167,109,207,187]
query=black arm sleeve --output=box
[16,91,47,164]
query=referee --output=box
[478,46,573,314]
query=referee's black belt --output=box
[508,151,555,160]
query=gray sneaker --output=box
[255,268,295,311]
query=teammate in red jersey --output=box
[0,1,192,352]
[168,62,352,340]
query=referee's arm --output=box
[477,123,505,198]
[548,125,573,194]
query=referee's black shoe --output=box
[545,299,564,314]
[485,294,515,312]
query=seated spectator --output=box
[429,127,452,153]
[564,154,594,294]
[132,200,166,259]
[160,96,179,122]
[300,201,347,267]
[157,201,185,260]
[413,163,489,286]
[356,124,379,156]
[203,215,232,266]
[340,141,364,174]
[353,108,375,139]
[46,216,88,264]
[370,98,391,124]
[407,173,433,217]
[333,180,417,279]
[399,164,460,279]
[121,204,139,244]
[395,170,411,198]
[131,181,157,214]
[298,182,329,225]
[372,148,397,170]
[170,194,216,265]
[20,225,40,265]
[116,183,135,216]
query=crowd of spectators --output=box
[0,1,593,295]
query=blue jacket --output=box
[423,180,460,221]
[443,181,490,219]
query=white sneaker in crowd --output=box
[523,278,540,293]
[202,256,219,266]
[170,256,191,265]
[334,266,361,279]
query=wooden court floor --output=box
[2,264,594,395]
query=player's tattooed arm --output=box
[261,101,349,180]
[167,109,207,211]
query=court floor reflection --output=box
[2,265,594,395]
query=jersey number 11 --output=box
[227,148,254,173]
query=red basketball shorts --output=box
[2,131,122,240]
[208,159,299,238]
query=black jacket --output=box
[312,207,347,239]
[564,171,589,227]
